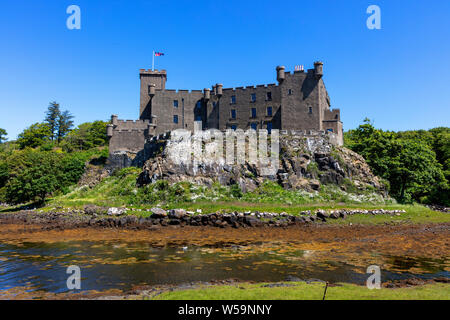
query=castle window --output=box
[231,95,236,104]
[251,93,256,102]
[288,89,292,95]
[231,109,236,119]
[251,108,256,118]
[231,125,237,131]
[251,123,257,130]
[308,106,312,114]
[173,100,178,108]
[173,115,179,124]
[266,92,272,101]
[266,106,273,117]
[327,128,333,132]
[267,122,272,134]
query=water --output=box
[0,241,448,294]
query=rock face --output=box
[136,131,386,195]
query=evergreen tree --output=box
[44,101,61,141]
[57,110,74,143]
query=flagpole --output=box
[152,50,154,71]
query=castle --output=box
[107,62,343,168]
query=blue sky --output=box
[0,0,449,139]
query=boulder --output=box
[107,207,126,216]
[168,209,187,219]
[150,207,167,218]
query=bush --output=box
[1,149,94,204]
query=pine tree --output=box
[45,101,61,141]
[57,110,74,143]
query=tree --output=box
[57,110,74,143]
[386,139,445,202]
[3,149,89,204]
[17,123,52,149]
[0,128,7,143]
[45,101,61,141]
[345,119,448,204]
[63,120,108,151]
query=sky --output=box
[0,0,449,140]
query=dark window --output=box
[231,125,237,131]
[173,100,178,108]
[251,93,256,102]
[267,122,272,134]
[173,115,178,124]
[327,128,333,132]
[288,89,292,95]
[251,123,257,130]
[267,106,273,117]
[251,108,256,118]
[308,106,312,114]
[231,95,236,104]
[231,109,236,119]
[266,92,272,101]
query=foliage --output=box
[0,128,7,143]
[44,101,74,142]
[0,149,93,204]
[62,121,108,151]
[44,101,61,141]
[16,123,52,149]
[57,110,74,143]
[345,119,449,205]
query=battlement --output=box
[221,83,279,92]
[139,69,167,75]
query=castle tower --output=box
[139,69,167,120]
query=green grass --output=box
[1,167,448,225]
[151,281,450,300]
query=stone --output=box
[107,207,126,216]
[315,210,329,220]
[329,212,340,219]
[150,207,167,218]
[168,209,187,219]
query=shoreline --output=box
[0,207,410,231]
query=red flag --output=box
[154,52,164,56]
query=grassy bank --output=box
[151,281,450,300]
[1,166,449,225]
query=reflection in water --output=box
[0,241,448,293]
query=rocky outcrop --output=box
[136,131,387,195]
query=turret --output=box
[204,88,210,100]
[111,114,118,126]
[276,66,285,83]
[106,124,114,137]
[314,61,323,79]
[215,83,223,97]
[148,83,156,97]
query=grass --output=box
[1,167,448,225]
[151,281,450,300]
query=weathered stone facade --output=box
[108,62,343,168]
